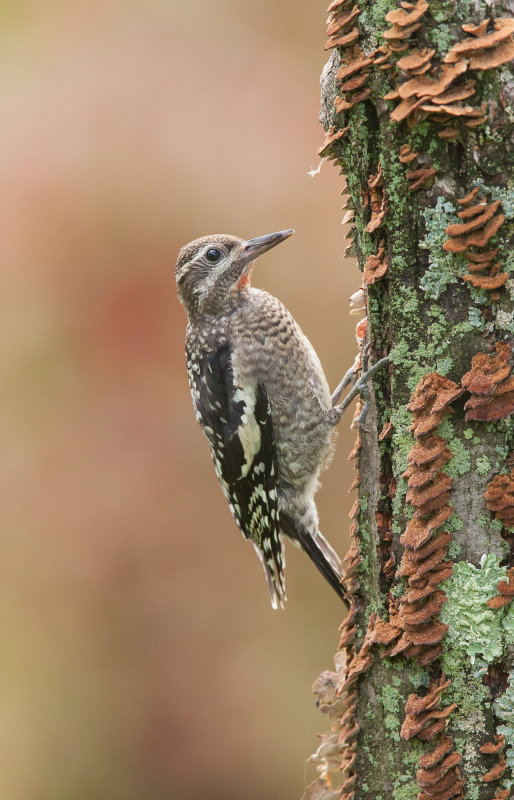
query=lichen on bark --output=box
[306,0,514,798]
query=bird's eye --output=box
[206,248,221,263]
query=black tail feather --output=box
[280,515,349,608]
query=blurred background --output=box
[0,1,362,798]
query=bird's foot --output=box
[328,356,389,428]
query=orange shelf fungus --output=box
[444,191,508,292]
[445,18,514,70]
[438,127,460,139]
[306,494,375,798]
[461,18,490,37]
[461,343,514,422]
[324,0,361,50]
[387,17,514,130]
[317,125,350,158]
[481,572,514,608]
[406,166,436,191]
[397,47,435,72]
[482,757,507,782]
[484,468,514,527]
[383,0,428,47]
[363,240,387,285]
[399,144,419,162]
[480,735,505,755]
[480,732,507,789]
[333,46,376,112]
[365,164,388,233]
[400,676,464,799]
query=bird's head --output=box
[175,229,294,319]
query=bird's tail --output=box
[280,513,349,608]
[252,540,287,610]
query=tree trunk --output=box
[305,1,514,799]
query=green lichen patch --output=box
[419,198,462,300]
[441,437,471,478]
[391,779,420,800]
[439,650,489,800]
[475,455,492,476]
[440,554,508,664]
[390,406,414,477]
[495,671,514,773]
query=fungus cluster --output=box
[399,144,419,163]
[389,60,484,127]
[363,240,387,285]
[335,46,373,112]
[341,192,358,259]
[395,375,462,664]
[318,125,350,161]
[484,465,514,573]
[461,342,514,421]
[385,16,514,130]
[484,467,514,528]
[401,677,464,800]
[365,164,387,233]
[367,374,462,669]
[486,567,514,610]
[398,145,437,190]
[406,165,437,191]
[307,666,355,800]
[443,189,508,291]
[304,506,371,800]
[324,0,360,51]
[383,0,429,52]
[444,18,514,72]
[480,734,507,783]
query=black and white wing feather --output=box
[187,343,285,608]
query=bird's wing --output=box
[187,343,285,607]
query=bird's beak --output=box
[243,229,295,261]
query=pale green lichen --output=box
[468,307,484,330]
[447,538,462,560]
[440,650,489,800]
[475,182,514,219]
[475,455,492,476]
[392,780,419,800]
[408,665,429,690]
[440,554,507,663]
[419,198,463,299]
[496,309,514,331]
[390,406,414,476]
[442,438,472,478]
[376,680,402,741]
[495,672,514,775]
[436,417,454,439]
[446,513,463,532]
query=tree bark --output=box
[305,1,514,799]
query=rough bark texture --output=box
[305,1,514,799]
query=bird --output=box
[175,229,387,608]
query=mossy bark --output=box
[307,1,514,799]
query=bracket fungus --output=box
[444,18,514,70]
[400,676,464,799]
[461,342,514,422]
[324,0,360,50]
[444,191,508,291]
[363,239,387,285]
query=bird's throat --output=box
[236,265,254,290]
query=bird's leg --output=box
[330,364,356,407]
[328,356,389,428]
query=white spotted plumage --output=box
[176,230,349,609]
